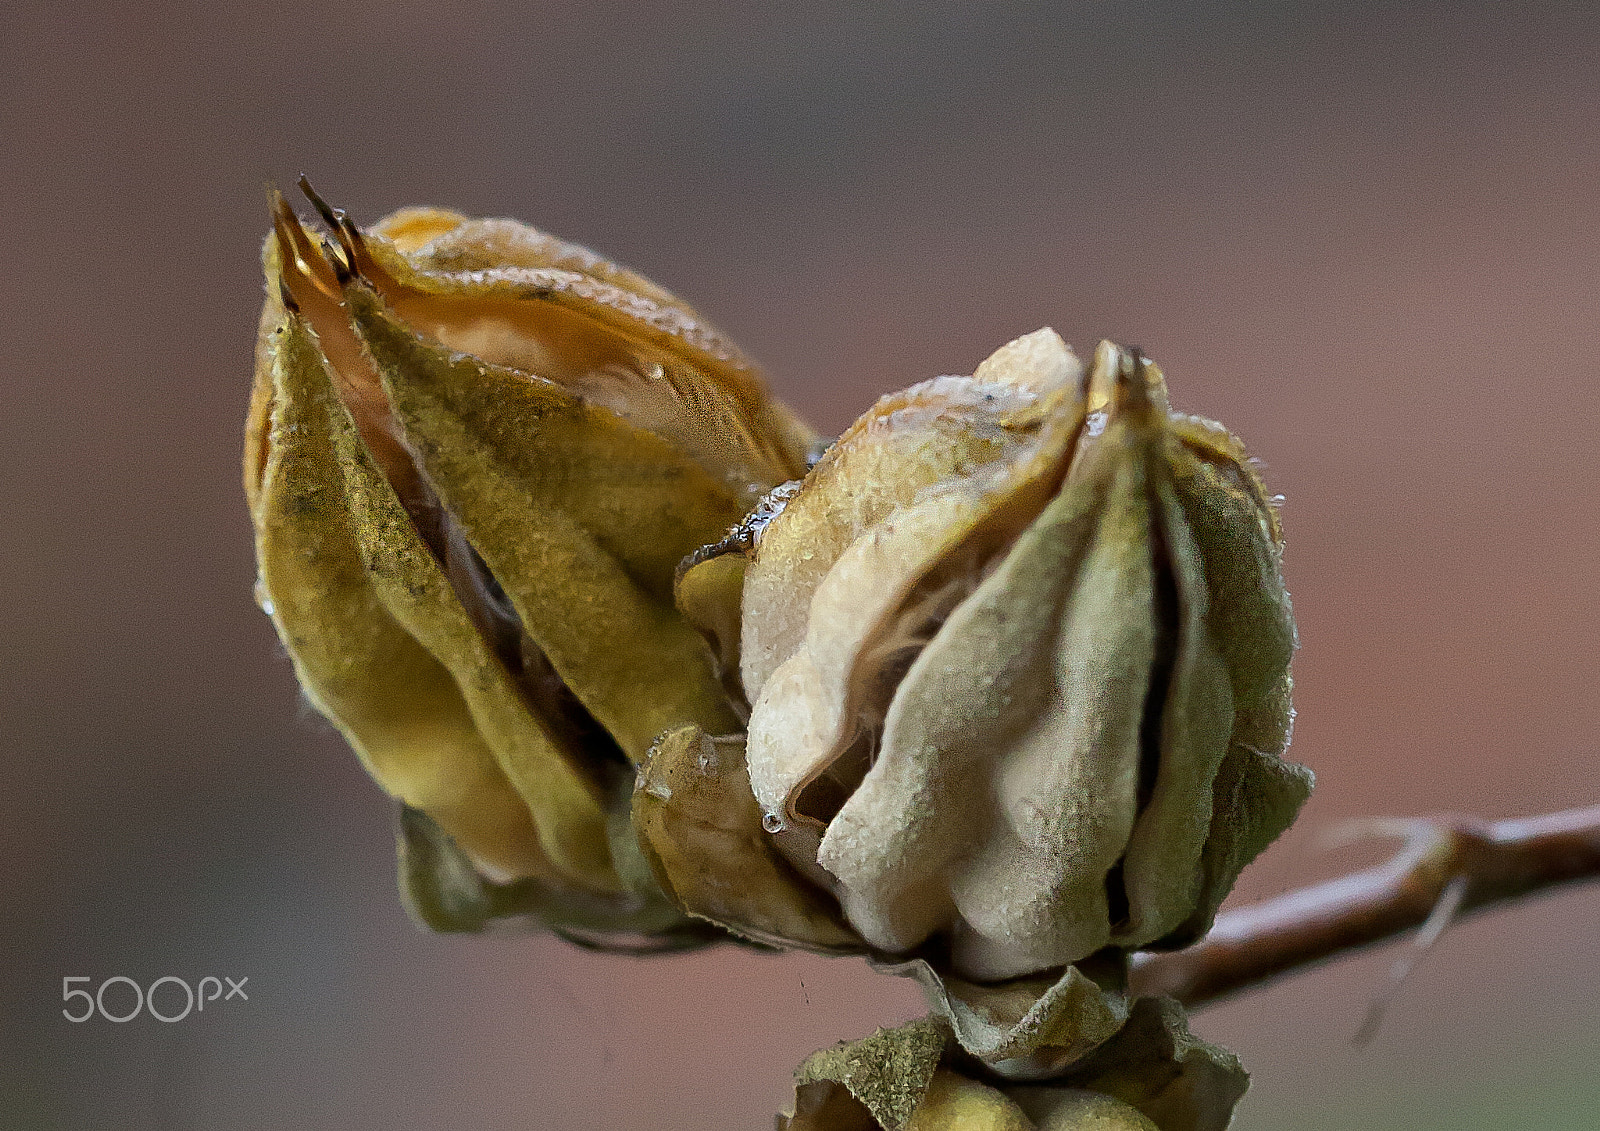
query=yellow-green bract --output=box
[245,190,815,936]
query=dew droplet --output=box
[696,731,718,772]
[762,811,787,833]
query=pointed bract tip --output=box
[297,175,345,231]
[1111,345,1160,418]
[296,176,372,282]
[267,186,303,245]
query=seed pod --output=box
[778,1002,1242,1131]
[739,330,1312,980]
[246,186,816,932]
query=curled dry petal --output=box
[632,725,862,951]
[876,956,1130,1080]
[740,330,1312,980]
[246,187,815,930]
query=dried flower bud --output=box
[738,329,1312,980]
[245,186,814,932]
[779,1001,1244,1131]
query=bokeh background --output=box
[4,2,1598,1128]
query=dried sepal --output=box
[631,726,862,951]
[343,285,748,762]
[782,1018,951,1131]
[877,957,1131,1080]
[395,804,710,945]
[252,299,600,888]
[673,548,753,711]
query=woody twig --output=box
[1130,803,1600,1008]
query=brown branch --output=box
[1129,804,1600,1008]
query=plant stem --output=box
[1129,804,1600,1008]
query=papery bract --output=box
[246,187,815,934]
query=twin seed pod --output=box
[247,190,1309,1126]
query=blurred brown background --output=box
[3,2,1597,1128]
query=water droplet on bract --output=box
[762,811,787,833]
[695,731,719,773]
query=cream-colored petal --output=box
[742,329,1080,703]
[746,653,834,820]
[369,207,469,255]
[348,216,816,502]
[820,432,1155,978]
[746,489,993,823]
[972,327,1082,396]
